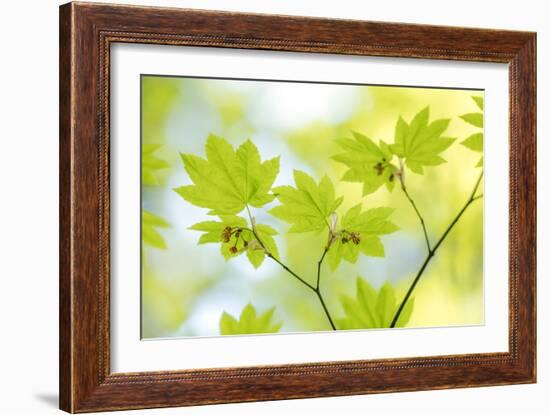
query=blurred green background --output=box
[141,75,484,338]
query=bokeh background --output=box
[141,75,484,338]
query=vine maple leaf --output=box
[142,210,170,249]
[142,144,170,186]
[175,134,280,215]
[390,106,455,174]
[327,205,398,270]
[332,132,398,196]
[220,303,282,335]
[460,95,484,167]
[189,215,278,269]
[269,170,344,233]
[336,277,414,329]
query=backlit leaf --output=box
[269,170,343,233]
[175,135,280,215]
[326,205,398,270]
[220,303,282,335]
[142,144,170,186]
[460,113,483,128]
[471,95,484,111]
[189,215,278,269]
[459,96,484,167]
[389,106,455,174]
[461,133,483,152]
[332,131,398,196]
[142,210,170,249]
[336,277,414,329]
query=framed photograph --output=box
[59,2,536,412]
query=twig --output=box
[401,184,431,253]
[398,164,431,253]
[266,253,315,291]
[389,171,484,328]
[244,205,336,329]
[315,245,336,330]
[315,289,336,330]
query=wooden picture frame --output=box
[59,2,536,412]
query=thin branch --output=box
[244,205,315,291]
[315,244,336,330]
[389,171,484,328]
[266,253,315,291]
[400,183,431,253]
[245,205,337,330]
[315,290,336,330]
[316,246,329,290]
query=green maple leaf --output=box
[390,106,455,174]
[460,113,483,128]
[189,215,278,269]
[336,277,414,329]
[462,132,483,152]
[269,170,344,233]
[332,131,399,196]
[460,96,484,167]
[142,210,170,249]
[327,205,398,270]
[175,134,280,215]
[142,144,170,186]
[471,95,484,111]
[220,303,282,335]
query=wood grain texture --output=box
[59,2,537,412]
[59,3,73,411]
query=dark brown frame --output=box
[59,2,536,412]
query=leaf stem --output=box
[400,182,431,253]
[316,247,329,290]
[244,205,336,329]
[266,253,315,291]
[389,171,484,328]
[244,206,313,289]
[245,230,315,291]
